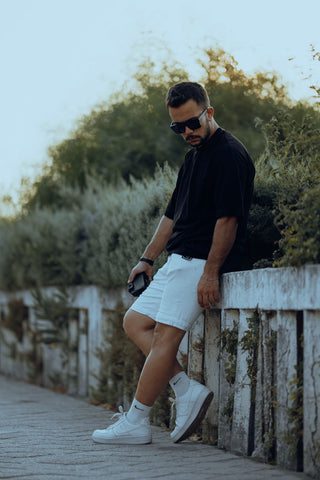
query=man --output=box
[92,82,255,445]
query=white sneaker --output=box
[92,406,152,444]
[170,380,213,443]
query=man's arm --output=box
[128,215,173,283]
[197,216,238,309]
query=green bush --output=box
[1,103,320,291]
[23,48,318,212]
[84,164,176,287]
[0,208,84,289]
[255,111,320,267]
[246,174,281,268]
[0,164,176,291]
[276,182,320,266]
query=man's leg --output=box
[123,307,212,444]
[123,309,184,378]
[136,321,213,444]
[92,255,213,444]
[125,256,214,441]
[134,322,186,406]
[92,318,185,445]
[122,310,192,426]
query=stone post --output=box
[218,309,239,450]
[78,308,88,397]
[188,313,205,382]
[231,309,255,455]
[252,310,277,462]
[203,309,221,444]
[67,313,79,395]
[303,310,320,478]
[276,310,299,470]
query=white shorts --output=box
[129,254,206,331]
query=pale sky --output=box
[0,0,319,209]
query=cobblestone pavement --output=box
[0,375,309,480]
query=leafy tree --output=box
[250,108,320,267]
[39,63,188,197]
[198,48,320,158]
[0,165,176,291]
[270,49,320,267]
[22,47,316,212]
[2,47,320,288]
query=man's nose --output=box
[184,126,193,135]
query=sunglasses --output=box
[170,107,208,134]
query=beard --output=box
[186,119,211,147]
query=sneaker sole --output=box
[172,390,213,443]
[92,434,152,445]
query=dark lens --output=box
[170,115,201,134]
[185,118,201,131]
[170,123,185,134]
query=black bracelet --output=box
[140,257,154,266]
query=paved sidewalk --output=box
[0,375,308,480]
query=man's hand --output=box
[128,261,153,284]
[197,275,220,309]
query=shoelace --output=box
[169,397,176,421]
[110,405,125,422]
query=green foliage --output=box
[32,287,79,391]
[92,301,145,409]
[218,320,238,422]
[282,363,304,459]
[1,49,320,291]
[255,110,320,267]
[245,104,320,268]
[219,320,239,380]
[219,312,260,425]
[0,201,88,290]
[245,47,320,268]
[0,165,176,291]
[263,430,277,463]
[240,310,260,389]
[83,164,175,288]
[32,287,72,345]
[276,183,320,266]
[221,394,234,425]
[198,48,290,159]
[22,47,300,212]
[23,63,188,211]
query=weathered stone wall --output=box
[0,265,319,477]
[198,265,320,478]
[0,287,134,396]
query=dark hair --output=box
[166,82,210,108]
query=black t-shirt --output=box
[165,128,255,273]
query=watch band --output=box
[140,257,154,266]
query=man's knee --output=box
[123,309,135,336]
[152,323,185,351]
[123,309,155,338]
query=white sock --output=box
[127,398,151,424]
[169,371,190,397]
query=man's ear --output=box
[207,106,214,119]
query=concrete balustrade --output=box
[0,265,319,477]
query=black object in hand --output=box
[128,272,149,297]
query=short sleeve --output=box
[213,148,249,219]
[164,190,176,219]
[164,163,185,219]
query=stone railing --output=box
[0,265,319,478]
